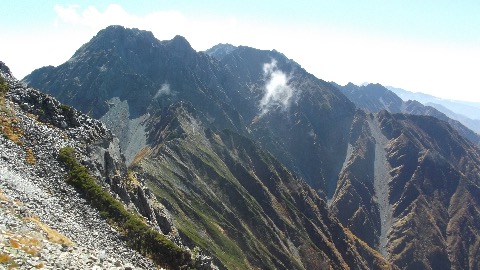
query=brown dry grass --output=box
[341,224,393,270]
[0,253,11,263]
[26,217,74,246]
[126,170,141,192]
[25,147,36,165]
[9,236,41,256]
[131,146,151,165]
[0,189,8,202]
[0,115,23,145]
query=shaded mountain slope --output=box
[24,26,244,163]
[133,102,390,269]
[218,45,356,195]
[331,109,480,269]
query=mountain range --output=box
[335,82,480,145]
[386,85,480,134]
[2,25,479,269]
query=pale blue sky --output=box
[1,1,479,101]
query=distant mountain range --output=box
[386,85,480,132]
[335,82,480,145]
[13,25,480,269]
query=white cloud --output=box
[259,59,296,115]
[154,83,171,98]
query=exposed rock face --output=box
[1,61,215,269]
[0,62,154,268]
[21,26,480,269]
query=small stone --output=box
[89,254,98,261]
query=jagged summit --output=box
[70,25,159,62]
[204,43,237,60]
[167,35,193,50]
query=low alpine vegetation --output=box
[58,146,191,268]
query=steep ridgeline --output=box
[336,82,480,145]
[425,102,480,135]
[134,102,389,269]
[0,62,212,269]
[331,109,480,269]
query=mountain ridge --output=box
[336,82,480,145]
[20,25,480,269]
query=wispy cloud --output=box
[153,83,172,98]
[259,59,296,115]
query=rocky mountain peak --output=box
[204,43,237,60]
[166,35,193,51]
[70,25,159,61]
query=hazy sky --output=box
[1,1,479,101]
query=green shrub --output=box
[58,147,190,268]
[0,77,8,97]
[59,104,71,112]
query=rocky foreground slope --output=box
[0,62,216,269]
